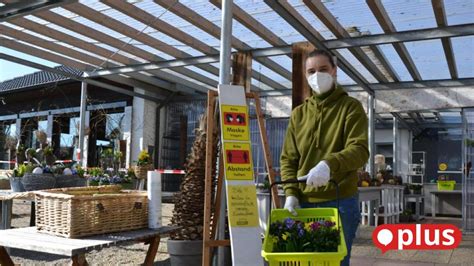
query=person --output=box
[280,49,369,266]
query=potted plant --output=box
[168,116,207,266]
[134,150,152,180]
[8,164,27,192]
[408,184,423,195]
[86,167,104,186]
[399,209,413,223]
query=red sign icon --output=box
[226,150,250,164]
[224,112,246,126]
[373,224,462,254]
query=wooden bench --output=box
[0,226,178,266]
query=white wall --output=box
[131,88,158,165]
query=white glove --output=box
[283,196,299,216]
[301,161,330,188]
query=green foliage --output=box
[87,167,104,177]
[75,165,86,178]
[127,168,136,179]
[137,150,151,166]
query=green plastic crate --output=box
[437,180,456,191]
[262,207,347,266]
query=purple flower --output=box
[284,218,295,229]
[310,222,320,231]
[325,221,335,227]
[298,228,305,237]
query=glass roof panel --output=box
[451,36,474,78]
[404,39,450,80]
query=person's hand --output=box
[305,161,330,188]
[283,196,299,216]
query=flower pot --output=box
[22,173,55,191]
[9,176,25,192]
[167,239,202,266]
[55,175,87,188]
[135,165,152,180]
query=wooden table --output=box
[430,190,462,217]
[358,187,382,226]
[0,190,34,230]
[0,226,178,266]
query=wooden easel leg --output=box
[251,93,280,208]
[71,254,88,266]
[0,246,14,266]
[203,91,217,266]
[211,155,224,240]
[143,236,160,266]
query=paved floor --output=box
[351,218,474,266]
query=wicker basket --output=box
[35,185,148,238]
[135,164,153,179]
[22,173,56,191]
[55,174,87,188]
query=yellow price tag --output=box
[439,163,448,171]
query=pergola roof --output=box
[0,0,473,98]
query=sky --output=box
[0,47,59,82]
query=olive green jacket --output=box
[280,86,369,203]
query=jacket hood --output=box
[307,84,348,106]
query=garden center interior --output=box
[0,0,473,265]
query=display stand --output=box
[202,89,279,266]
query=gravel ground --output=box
[9,201,174,266]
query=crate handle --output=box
[268,179,340,230]
[133,202,143,210]
[96,203,106,212]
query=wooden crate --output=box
[35,185,148,238]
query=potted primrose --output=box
[134,150,153,180]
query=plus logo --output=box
[373,224,462,253]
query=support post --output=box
[217,1,233,265]
[393,115,399,177]
[368,94,375,177]
[292,42,314,109]
[78,82,87,168]
[232,51,252,92]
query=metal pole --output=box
[393,115,399,177]
[78,82,87,168]
[217,0,232,265]
[368,94,375,177]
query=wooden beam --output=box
[232,51,252,92]
[33,10,211,92]
[205,240,230,247]
[432,0,458,79]
[153,0,291,86]
[367,0,422,81]
[304,0,393,82]
[292,42,314,109]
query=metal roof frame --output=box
[0,0,472,107]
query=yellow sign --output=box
[227,185,259,227]
[221,105,249,141]
[223,142,253,180]
[439,163,448,171]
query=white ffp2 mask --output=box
[307,72,334,95]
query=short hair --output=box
[306,50,336,68]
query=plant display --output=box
[86,168,133,187]
[136,150,151,166]
[269,218,340,252]
[357,170,371,187]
